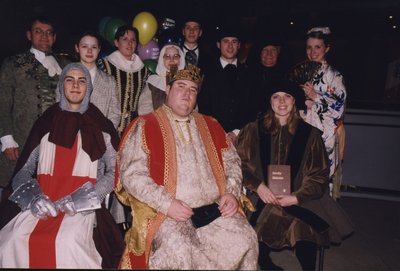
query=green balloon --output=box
[98,16,112,38]
[104,18,126,45]
[143,59,157,74]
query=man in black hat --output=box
[197,25,258,141]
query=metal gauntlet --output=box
[56,182,101,215]
[9,180,42,210]
[10,180,58,219]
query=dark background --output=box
[1,0,400,110]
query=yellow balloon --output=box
[133,12,158,46]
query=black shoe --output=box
[258,242,284,270]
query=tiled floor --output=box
[269,196,400,270]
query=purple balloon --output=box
[137,40,160,60]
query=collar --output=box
[106,50,144,73]
[220,58,237,68]
[30,47,61,77]
[183,43,199,52]
[30,47,46,62]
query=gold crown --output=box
[166,64,203,87]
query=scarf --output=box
[106,50,144,73]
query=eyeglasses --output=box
[163,54,181,61]
[31,28,54,37]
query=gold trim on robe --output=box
[115,106,230,269]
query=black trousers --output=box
[258,242,283,271]
[258,241,317,271]
[295,241,318,271]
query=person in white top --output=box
[300,27,347,199]
[98,25,149,137]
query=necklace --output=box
[174,119,192,144]
[163,105,193,144]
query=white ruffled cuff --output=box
[1,135,19,152]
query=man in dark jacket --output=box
[197,24,257,141]
[0,16,69,192]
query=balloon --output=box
[137,40,159,60]
[104,17,126,45]
[98,16,112,38]
[143,59,157,74]
[132,11,158,46]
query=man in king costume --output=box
[0,63,120,268]
[115,64,258,269]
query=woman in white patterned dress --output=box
[301,27,346,199]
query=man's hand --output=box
[219,193,238,218]
[4,147,19,161]
[55,195,77,216]
[276,194,298,207]
[167,199,193,222]
[30,194,58,220]
[257,183,279,205]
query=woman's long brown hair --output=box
[263,104,300,135]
